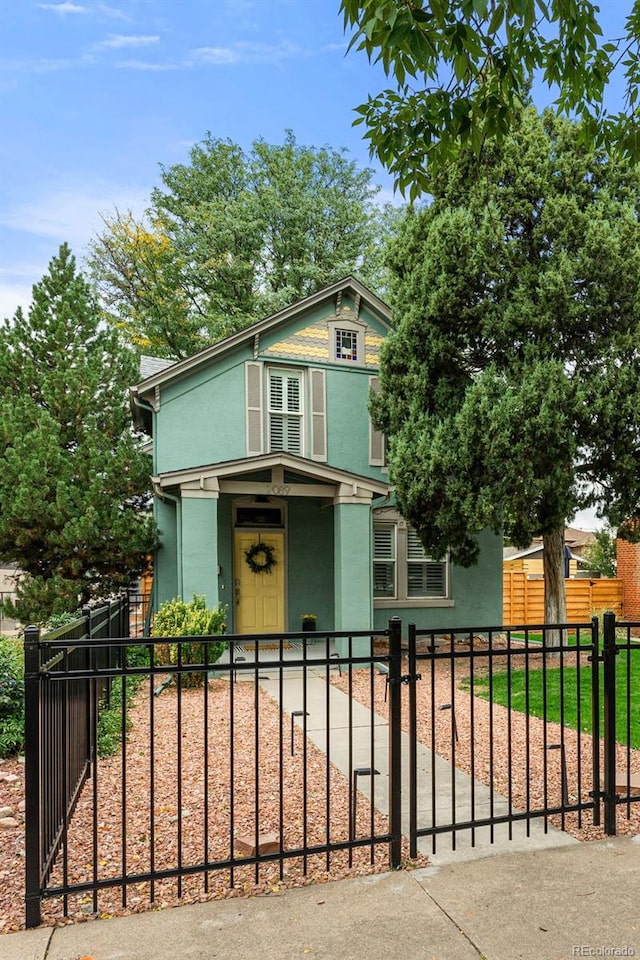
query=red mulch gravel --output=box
[0,680,413,934]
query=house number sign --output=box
[268,484,290,496]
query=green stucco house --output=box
[131,277,502,636]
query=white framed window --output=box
[406,529,447,598]
[335,328,359,361]
[268,368,303,455]
[373,517,450,606]
[328,318,365,365]
[245,362,327,462]
[373,524,396,598]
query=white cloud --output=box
[95,3,131,19]
[376,186,406,208]
[0,279,36,321]
[572,508,605,532]
[0,182,150,248]
[37,2,88,14]
[116,59,180,71]
[37,1,130,18]
[99,34,160,49]
[190,39,304,66]
[0,182,152,318]
[3,54,96,74]
[190,46,240,65]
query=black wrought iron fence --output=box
[23,612,639,929]
[602,615,640,826]
[24,626,397,929]
[24,597,129,927]
[407,619,601,856]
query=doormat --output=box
[236,642,294,652]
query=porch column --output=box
[334,488,373,656]
[180,489,219,608]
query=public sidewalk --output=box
[4,837,639,960]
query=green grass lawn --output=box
[469,655,640,749]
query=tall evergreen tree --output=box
[0,244,155,623]
[89,131,397,359]
[372,108,640,631]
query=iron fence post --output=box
[24,624,42,929]
[388,616,402,869]
[602,611,618,836]
[590,616,601,827]
[408,622,418,859]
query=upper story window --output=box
[245,362,327,462]
[328,317,365,365]
[335,328,359,361]
[373,515,450,606]
[268,368,303,455]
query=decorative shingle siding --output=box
[264,317,383,366]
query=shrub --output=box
[152,595,227,687]
[0,636,25,758]
[43,610,83,632]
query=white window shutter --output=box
[245,362,264,456]
[309,368,327,462]
[369,376,385,466]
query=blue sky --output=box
[0,0,399,319]
[1,1,633,323]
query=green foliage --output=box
[582,527,618,578]
[96,677,138,757]
[372,109,640,620]
[152,595,227,687]
[0,636,24,758]
[89,131,397,359]
[342,1,640,196]
[0,244,156,624]
[42,610,83,632]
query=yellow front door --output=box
[234,531,285,634]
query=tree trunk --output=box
[543,526,567,648]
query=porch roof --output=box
[153,451,390,503]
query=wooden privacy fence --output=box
[503,572,624,624]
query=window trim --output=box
[373,517,453,608]
[267,366,305,457]
[327,317,366,366]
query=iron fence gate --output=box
[23,613,639,928]
[405,613,639,857]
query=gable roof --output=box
[139,355,176,380]
[132,276,391,400]
[503,544,587,564]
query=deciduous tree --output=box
[371,108,640,630]
[341,0,640,196]
[583,527,618,579]
[90,131,394,359]
[0,244,156,623]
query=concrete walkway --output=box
[259,666,578,864]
